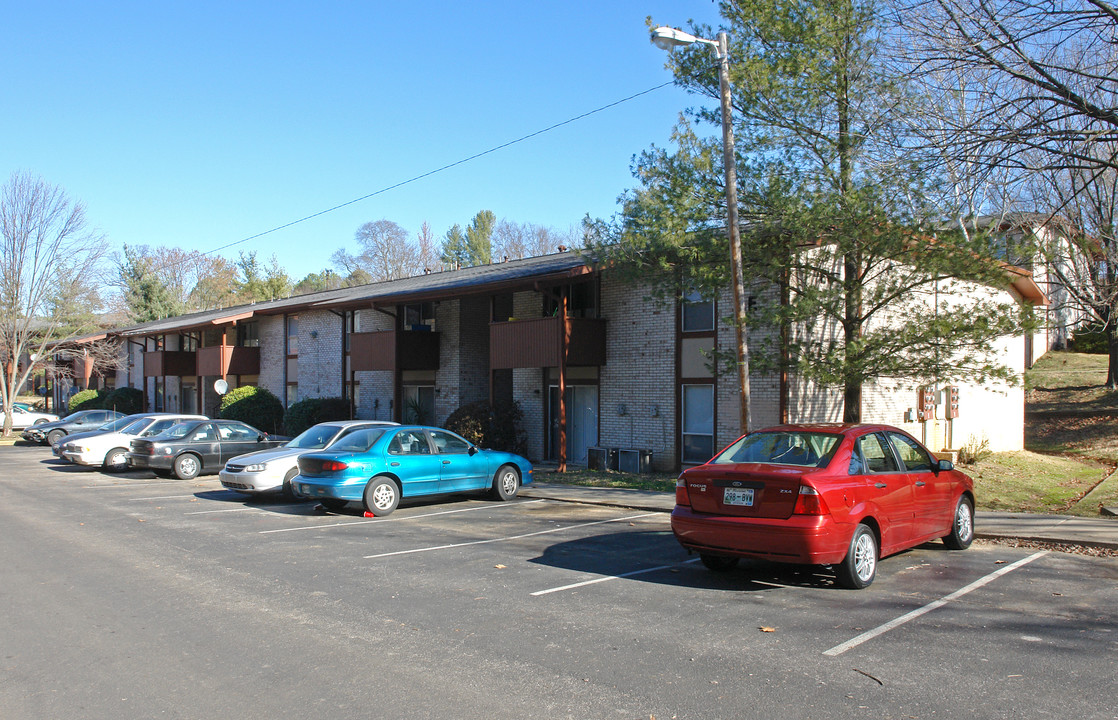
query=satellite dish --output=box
[214,379,229,395]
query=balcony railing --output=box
[350,330,440,372]
[197,345,260,377]
[143,350,197,377]
[489,316,606,369]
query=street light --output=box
[651,26,751,434]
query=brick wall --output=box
[297,311,343,401]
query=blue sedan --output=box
[293,425,533,516]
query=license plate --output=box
[724,487,754,506]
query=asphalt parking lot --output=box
[2,444,1117,720]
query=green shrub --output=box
[103,387,144,414]
[1069,322,1111,354]
[68,388,106,412]
[444,400,527,455]
[283,396,352,437]
[218,385,285,435]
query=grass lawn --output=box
[545,351,1118,516]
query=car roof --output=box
[752,423,904,436]
[317,420,399,428]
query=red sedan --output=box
[671,424,975,588]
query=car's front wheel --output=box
[943,496,975,550]
[363,476,400,517]
[103,447,128,472]
[281,468,298,501]
[173,453,201,480]
[490,465,520,501]
[47,429,65,446]
[835,523,877,589]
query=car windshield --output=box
[330,428,389,453]
[712,431,840,468]
[161,422,198,439]
[287,425,343,450]
[98,416,135,433]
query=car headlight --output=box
[162,447,174,455]
[243,463,267,473]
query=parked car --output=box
[22,409,125,446]
[3,405,59,430]
[292,425,533,516]
[127,419,287,480]
[670,424,975,589]
[58,413,208,470]
[220,420,398,499]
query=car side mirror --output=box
[258,434,265,441]
[937,458,954,472]
[468,445,479,456]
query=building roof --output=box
[113,251,591,338]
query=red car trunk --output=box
[682,465,809,519]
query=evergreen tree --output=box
[441,224,468,268]
[590,0,1038,422]
[119,244,182,322]
[465,210,495,265]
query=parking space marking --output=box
[363,512,660,559]
[81,482,186,489]
[531,557,699,596]
[186,507,261,515]
[129,494,201,501]
[258,499,547,535]
[823,550,1049,657]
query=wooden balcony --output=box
[197,345,260,377]
[490,316,607,369]
[143,350,197,377]
[350,330,440,372]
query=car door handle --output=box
[442,460,451,465]
[874,482,887,488]
[915,481,926,487]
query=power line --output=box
[201,80,680,259]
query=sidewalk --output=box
[521,481,1118,551]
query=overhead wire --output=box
[199,79,681,260]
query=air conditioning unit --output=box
[617,448,652,474]
[587,446,619,471]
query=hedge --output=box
[444,400,527,455]
[218,386,285,435]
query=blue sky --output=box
[1,1,723,280]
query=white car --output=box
[58,413,208,471]
[220,420,398,499]
[3,405,59,430]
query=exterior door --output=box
[385,428,442,496]
[548,385,598,466]
[887,431,954,538]
[853,432,915,552]
[429,429,489,492]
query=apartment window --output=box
[681,290,715,333]
[682,384,715,464]
[402,302,435,331]
[544,279,599,319]
[285,315,298,406]
[237,321,260,348]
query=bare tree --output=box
[492,220,578,261]
[900,0,1118,179]
[332,219,422,282]
[416,222,440,273]
[0,171,108,435]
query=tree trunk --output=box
[1108,326,1118,390]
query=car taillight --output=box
[793,485,829,515]
[322,460,348,472]
[675,476,691,507]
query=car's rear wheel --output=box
[943,496,975,550]
[281,468,298,501]
[47,429,65,446]
[835,523,877,589]
[490,465,520,501]
[363,476,400,517]
[173,453,201,480]
[319,498,348,512]
[700,554,740,572]
[103,447,128,471]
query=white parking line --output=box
[186,507,261,515]
[363,512,660,559]
[258,499,547,535]
[129,494,200,501]
[81,482,184,489]
[531,557,700,596]
[823,551,1049,657]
